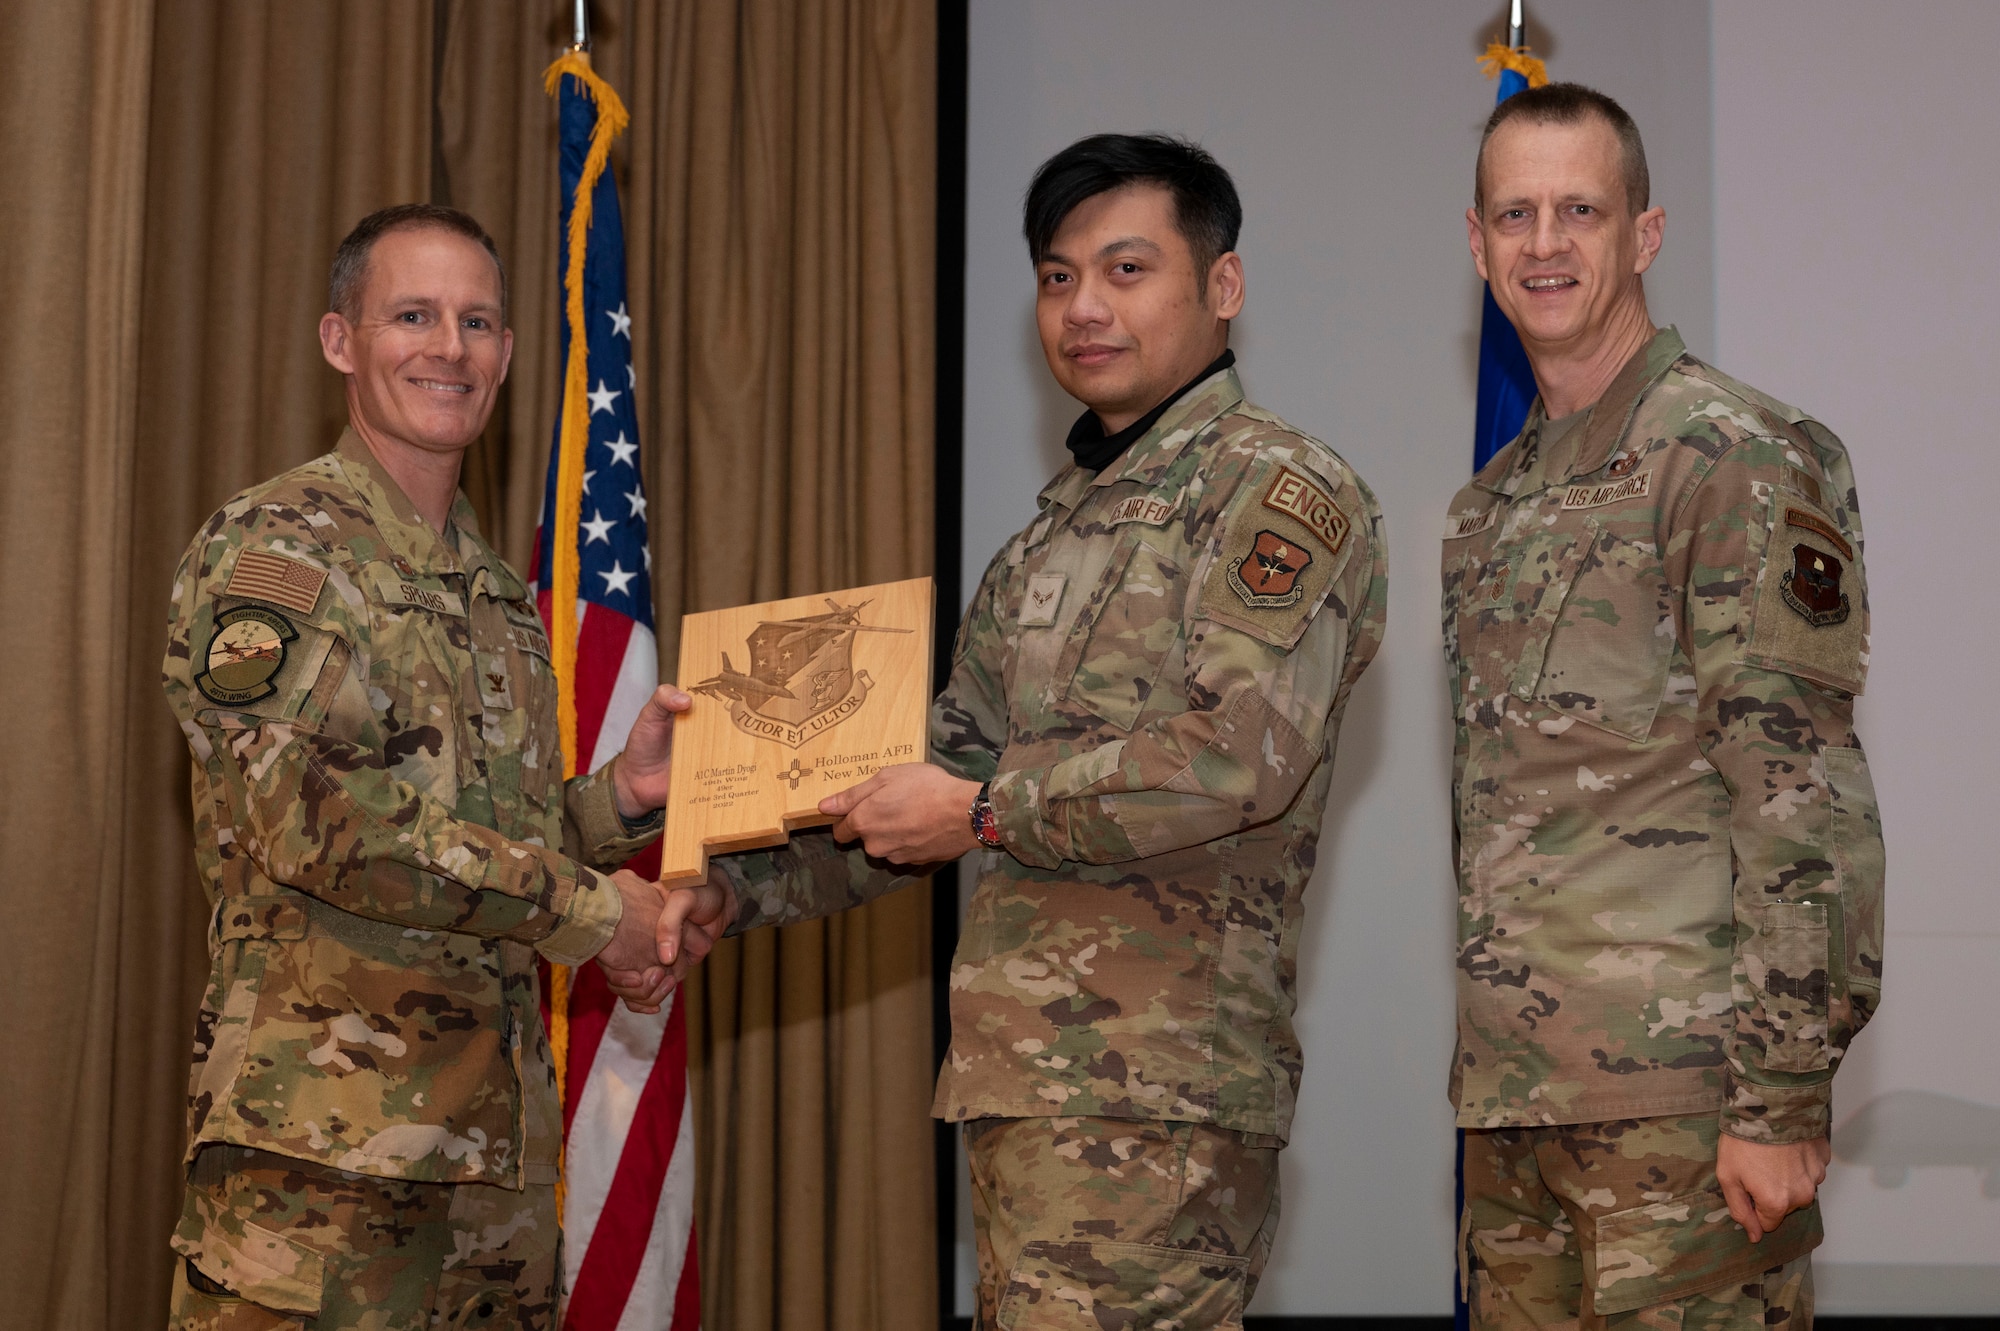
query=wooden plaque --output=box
[658,576,934,887]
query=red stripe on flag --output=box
[563,992,691,1329]
[572,605,636,766]
[671,1226,702,1330]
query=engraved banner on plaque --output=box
[658,577,933,887]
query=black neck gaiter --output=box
[1063,348,1235,474]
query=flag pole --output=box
[1510,0,1524,50]
[572,0,590,52]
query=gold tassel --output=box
[1478,42,1550,89]
[540,45,632,1234]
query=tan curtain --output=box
[1,2,935,1329]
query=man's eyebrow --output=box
[1040,235,1167,268]
[1094,235,1163,261]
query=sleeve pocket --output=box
[1591,1188,1821,1314]
[1826,745,1884,1029]
[1743,901,1833,1073]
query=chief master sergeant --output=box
[1444,85,1885,1328]
[162,204,685,1329]
[635,133,1388,1326]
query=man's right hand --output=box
[601,878,738,1014]
[595,869,668,974]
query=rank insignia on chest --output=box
[195,606,298,705]
[1228,530,1312,606]
[1020,572,1066,626]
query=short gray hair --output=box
[327,203,507,321]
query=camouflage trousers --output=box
[168,1144,559,1330]
[1462,1114,1821,1331]
[965,1115,1281,1330]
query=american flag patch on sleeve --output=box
[224,548,329,615]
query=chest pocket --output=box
[1452,523,1592,715]
[1535,525,1676,741]
[366,567,474,804]
[496,600,562,821]
[1051,536,1186,733]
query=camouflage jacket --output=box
[162,430,658,1187]
[1441,328,1884,1143]
[722,366,1387,1140]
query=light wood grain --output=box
[659,577,934,886]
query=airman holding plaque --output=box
[623,134,1388,1325]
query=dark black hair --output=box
[328,203,507,320]
[1023,134,1242,293]
[1476,82,1650,215]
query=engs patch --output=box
[196,606,297,705]
[1261,468,1349,554]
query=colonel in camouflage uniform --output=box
[1446,85,1884,1329]
[162,206,681,1330]
[635,135,1387,1327]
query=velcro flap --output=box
[215,894,310,942]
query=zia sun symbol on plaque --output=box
[690,598,911,749]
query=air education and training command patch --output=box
[196,606,297,705]
[1201,464,1353,648]
[1228,530,1313,607]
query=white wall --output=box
[1712,1,2000,1313]
[959,1,1715,1315]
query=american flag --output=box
[531,53,700,1331]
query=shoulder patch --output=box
[1198,465,1357,648]
[1260,467,1350,554]
[196,606,298,705]
[1745,488,1866,694]
[225,548,328,615]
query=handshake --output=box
[593,870,738,1014]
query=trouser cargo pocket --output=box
[1590,1188,1821,1315]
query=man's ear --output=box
[1632,205,1666,276]
[1467,207,1490,283]
[496,326,515,387]
[1208,251,1245,321]
[319,312,354,375]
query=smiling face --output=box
[1034,183,1243,433]
[318,226,512,460]
[1469,115,1663,362]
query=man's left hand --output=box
[612,684,694,821]
[1716,1133,1830,1242]
[820,763,982,864]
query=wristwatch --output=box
[968,781,1003,849]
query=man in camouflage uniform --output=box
[163,205,686,1329]
[637,134,1387,1326]
[1444,85,1884,1328]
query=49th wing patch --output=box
[196,606,297,705]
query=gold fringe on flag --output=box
[540,45,632,1228]
[1478,42,1550,89]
